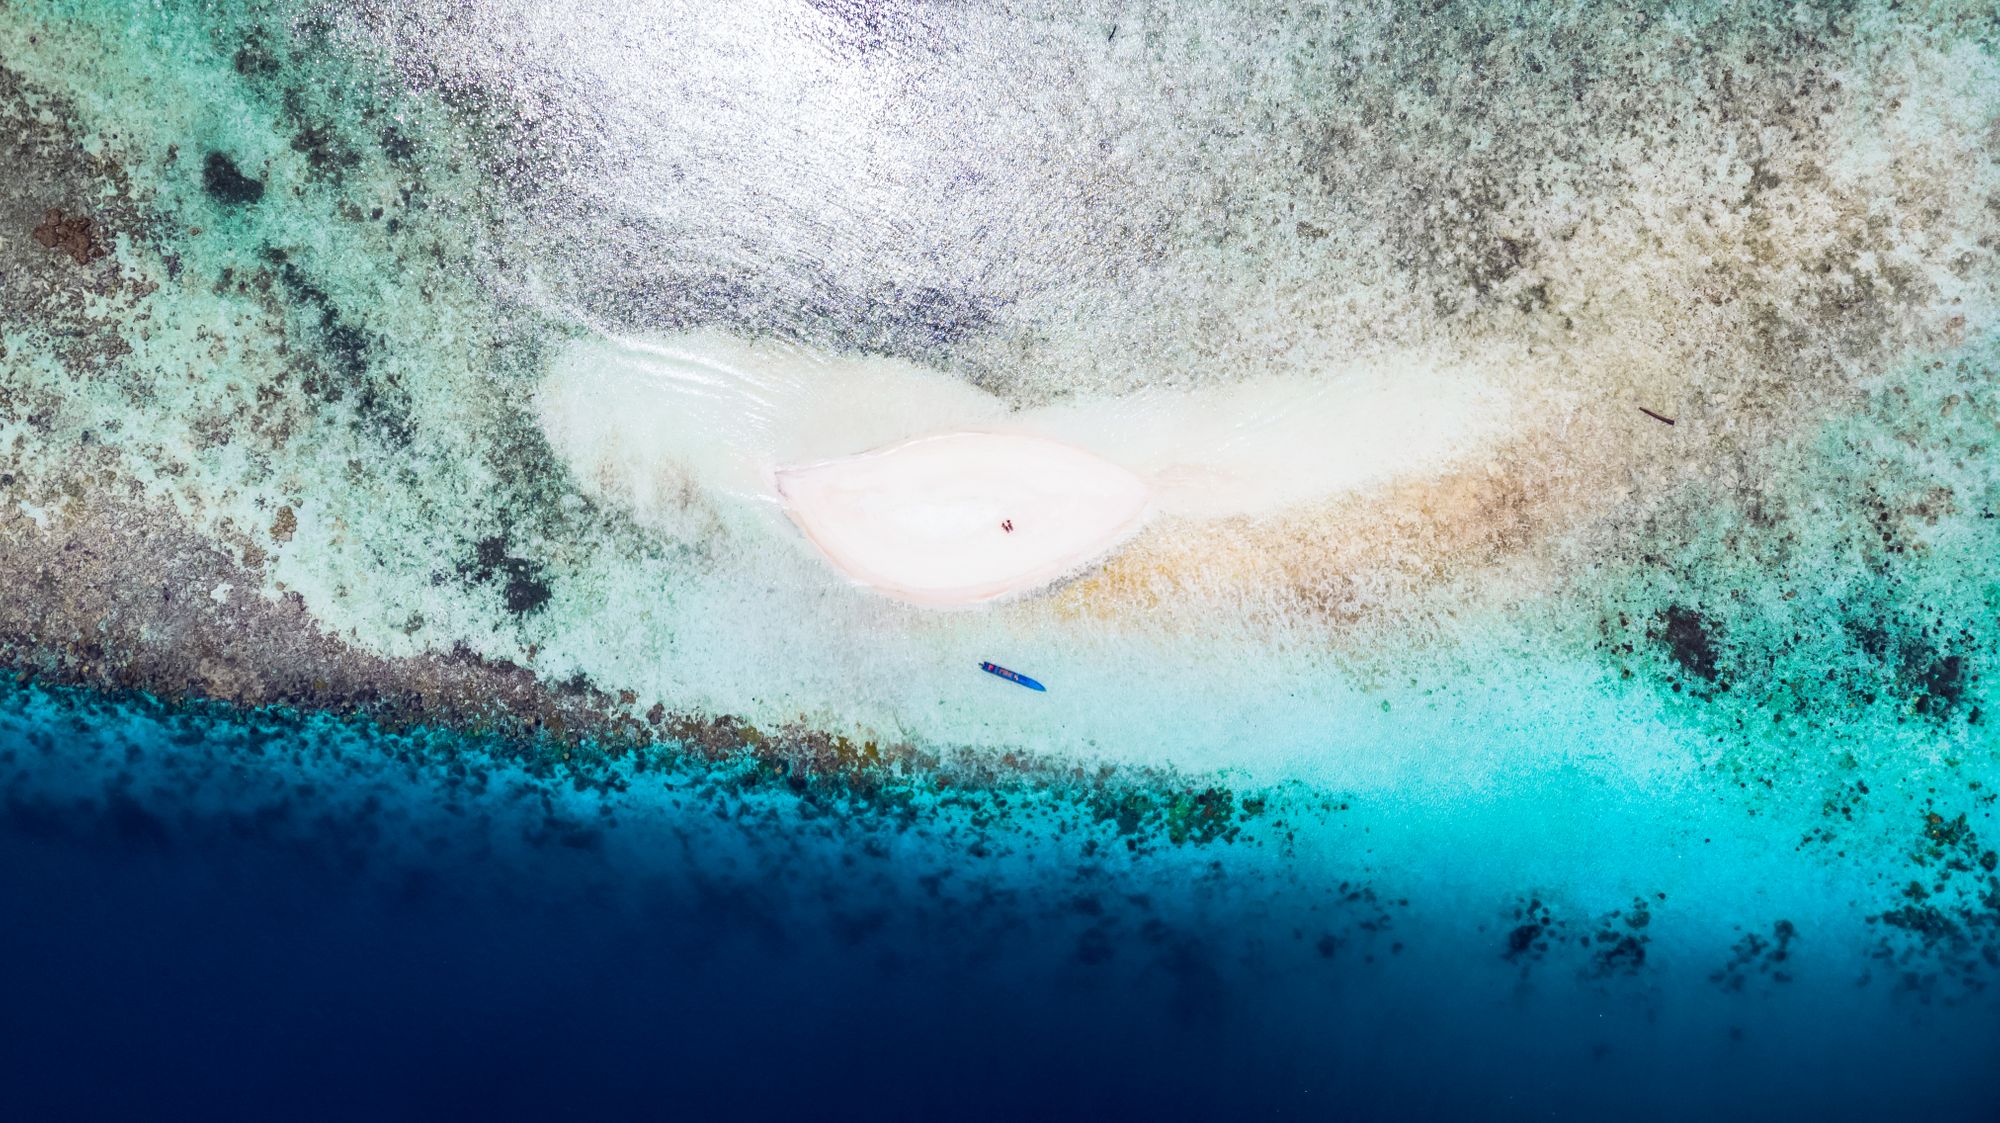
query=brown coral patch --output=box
[31,206,107,265]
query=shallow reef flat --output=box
[2,1,1999,1117]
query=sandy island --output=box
[775,432,1154,607]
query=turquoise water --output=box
[2,1,1998,1116]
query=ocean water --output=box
[2,1,1999,1118]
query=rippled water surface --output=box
[3,2,1999,1117]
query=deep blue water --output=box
[3,678,1996,1121]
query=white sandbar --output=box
[775,432,1153,607]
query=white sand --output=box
[537,330,1517,608]
[775,432,1153,607]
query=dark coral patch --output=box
[1865,806,2000,1001]
[1911,653,1969,717]
[257,248,414,444]
[1657,606,1722,684]
[202,151,264,205]
[465,535,553,616]
[1711,919,1798,991]
[31,207,107,265]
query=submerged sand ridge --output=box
[774,432,1154,607]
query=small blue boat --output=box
[980,661,1046,692]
